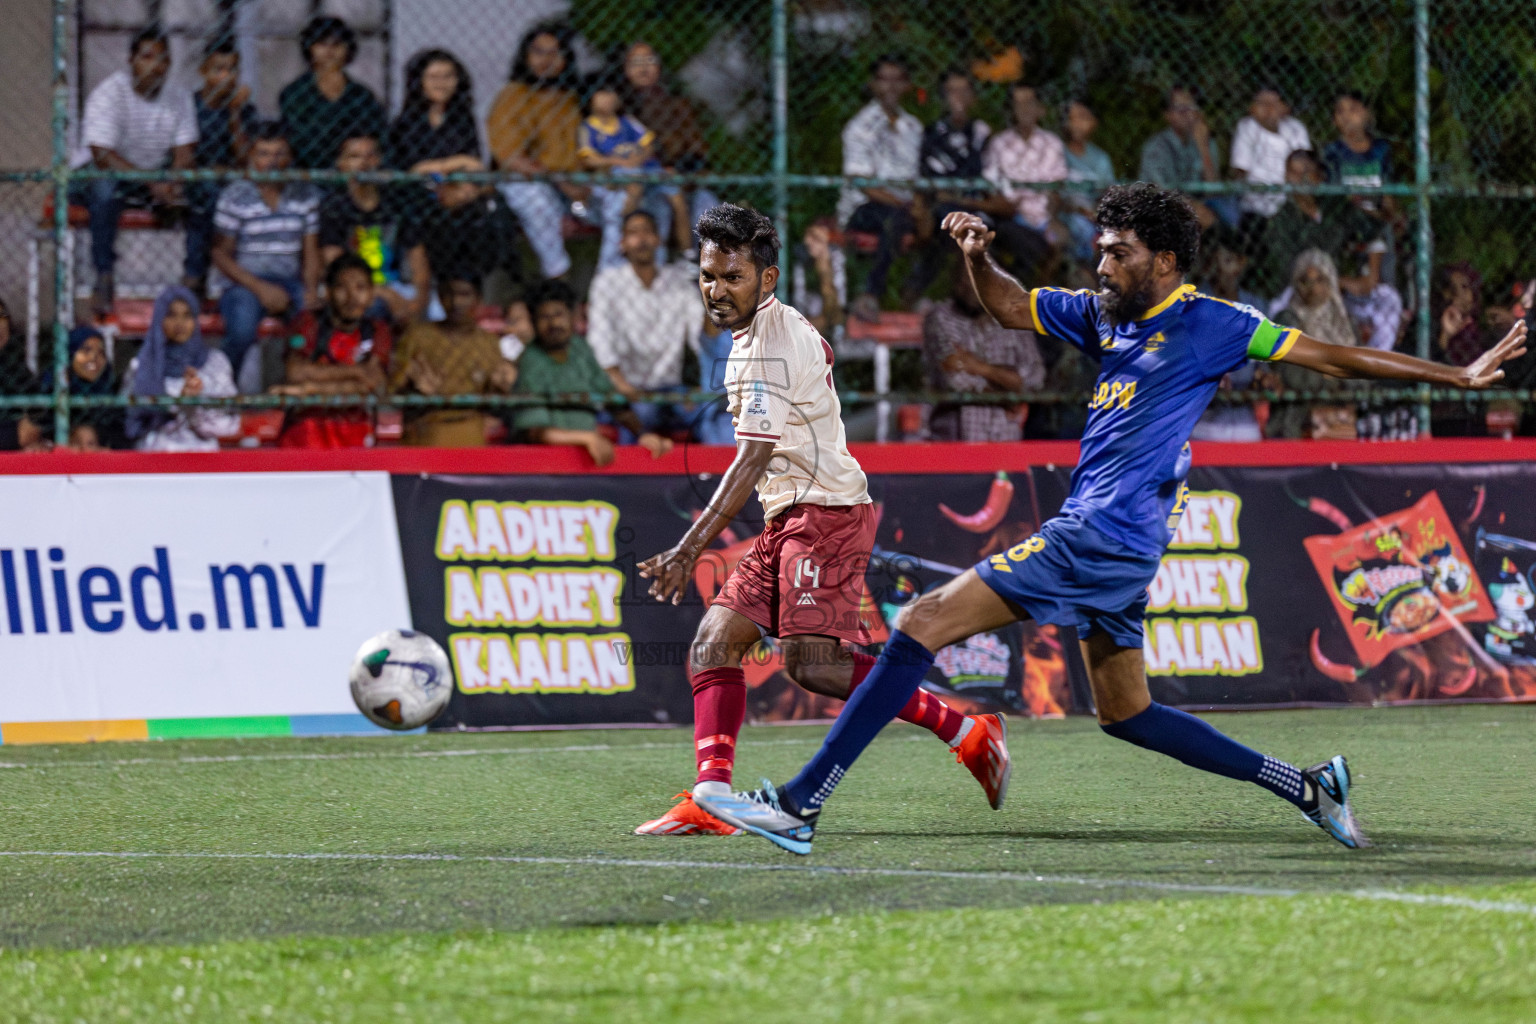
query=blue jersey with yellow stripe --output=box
[1028,283,1297,555]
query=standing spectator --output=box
[487,24,584,281]
[388,49,482,172]
[0,299,46,452]
[620,41,718,251]
[274,253,390,448]
[1268,249,1362,440]
[1138,86,1227,229]
[512,278,670,465]
[212,122,322,392]
[187,35,256,295]
[319,132,429,322]
[389,275,516,447]
[1061,100,1114,265]
[1323,90,1400,288]
[923,265,1044,441]
[836,55,925,319]
[74,25,198,313]
[586,211,706,439]
[1230,86,1311,221]
[577,79,690,267]
[278,16,386,170]
[1250,150,1384,301]
[125,285,238,452]
[41,327,125,450]
[982,83,1067,283]
[409,163,524,303]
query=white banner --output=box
[0,472,411,723]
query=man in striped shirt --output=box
[74,25,199,313]
[212,122,322,393]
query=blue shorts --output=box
[974,514,1162,648]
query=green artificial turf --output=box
[1,704,1534,1021]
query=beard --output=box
[1098,274,1156,327]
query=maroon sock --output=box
[691,666,747,786]
[848,651,966,744]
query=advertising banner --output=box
[0,473,411,727]
[395,461,1536,729]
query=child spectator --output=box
[389,275,515,447]
[578,79,689,266]
[74,25,198,313]
[274,253,391,449]
[512,278,671,466]
[499,298,534,364]
[278,16,386,169]
[42,327,124,450]
[125,285,239,452]
[211,122,322,392]
[187,35,256,295]
[318,133,429,322]
[1324,91,1400,287]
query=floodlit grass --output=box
[1,705,1534,1021]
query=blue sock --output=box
[784,629,936,814]
[1101,702,1311,810]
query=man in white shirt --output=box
[74,26,199,311]
[837,55,925,318]
[1230,87,1312,218]
[586,210,709,441]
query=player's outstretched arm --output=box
[1279,321,1528,390]
[941,211,1035,331]
[637,438,776,605]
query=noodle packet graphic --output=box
[1303,492,1492,667]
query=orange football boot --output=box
[634,793,744,836]
[953,713,1012,810]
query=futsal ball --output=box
[349,629,453,730]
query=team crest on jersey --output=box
[1144,331,1167,354]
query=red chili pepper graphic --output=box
[1309,629,1364,683]
[939,471,1015,533]
[1306,497,1353,532]
[1462,485,1486,531]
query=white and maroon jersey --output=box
[724,295,871,521]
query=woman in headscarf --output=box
[1268,249,1362,439]
[41,326,124,450]
[124,285,239,451]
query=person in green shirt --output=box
[512,278,672,466]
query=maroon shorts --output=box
[712,502,877,644]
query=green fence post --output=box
[1414,0,1432,434]
[771,0,789,300]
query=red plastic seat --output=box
[846,311,925,346]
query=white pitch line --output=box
[0,849,1531,916]
[0,733,912,771]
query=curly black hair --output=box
[1095,183,1201,274]
[696,203,779,270]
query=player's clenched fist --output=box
[942,211,995,256]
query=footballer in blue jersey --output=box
[698,183,1527,857]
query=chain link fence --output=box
[1,0,1530,449]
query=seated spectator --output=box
[620,40,719,251]
[319,132,429,322]
[410,163,524,303]
[1324,90,1401,286]
[1138,86,1228,230]
[279,16,386,170]
[487,24,584,280]
[1230,86,1311,231]
[273,253,390,448]
[1250,150,1385,301]
[42,327,125,450]
[1433,261,1487,367]
[188,35,256,296]
[923,265,1044,441]
[211,122,322,392]
[389,275,516,447]
[579,78,691,266]
[1061,100,1114,265]
[125,285,239,452]
[73,25,197,313]
[512,278,671,466]
[499,297,535,364]
[0,299,45,452]
[1192,244,1266,442]
[1267,249,1362,439]
[836,54,925,319]
[388,49,482,173]
[586,210,707,438]
[982,83,1066,284]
